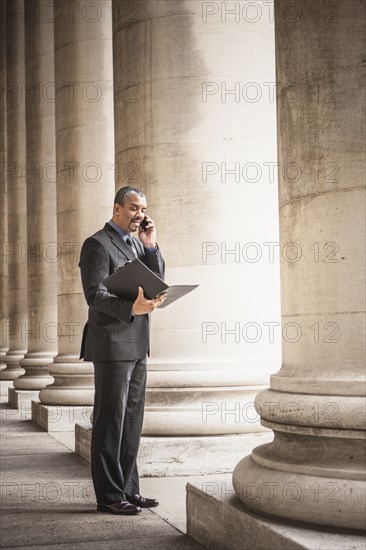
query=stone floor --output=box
[0,400,209,549]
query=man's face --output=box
[112,192,147,233]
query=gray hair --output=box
[114,186,145,206]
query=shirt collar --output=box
[108,219,130,242]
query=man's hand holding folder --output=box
[103,258,198,310]
[132,286,167,315]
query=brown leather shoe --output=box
[126,494,159,508]
[97,500,141,515]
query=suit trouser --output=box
[91,358,147,504]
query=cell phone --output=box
[140,216,149,231]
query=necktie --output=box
[126,236,138,258]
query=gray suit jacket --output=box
[79,222,165,362]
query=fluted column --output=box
[233,0,366,531]
[1,0,27,381]
[14,0,57,392]
[112,0,279,457]
[38,0,115,407]
[0,0,9,374]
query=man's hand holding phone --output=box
[132,286,167,315]
[138,215,157,248]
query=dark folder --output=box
[103,259,198,309]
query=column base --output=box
[38,357,94,406]
[144,382,271,436]
[186,480,366,550]
[232,421,366,531]
[0,349,8,372]
[0,351,25,381]
[31,401,93,432]
[15,353,55,390]
[8,388,39,412]
[75,421,273,476]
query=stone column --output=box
[233,0,366,533]
[0,0,9,378]
[11,0,57,406]
[35,0,115,431]
[1,0,27,382]
[110,0,280,474]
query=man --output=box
[79,186,166,515]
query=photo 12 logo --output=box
[201,241,341,264]
[202,2,274,24]
[201,1,338,25]
[201,321,339,344]
[202,81,276,104]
